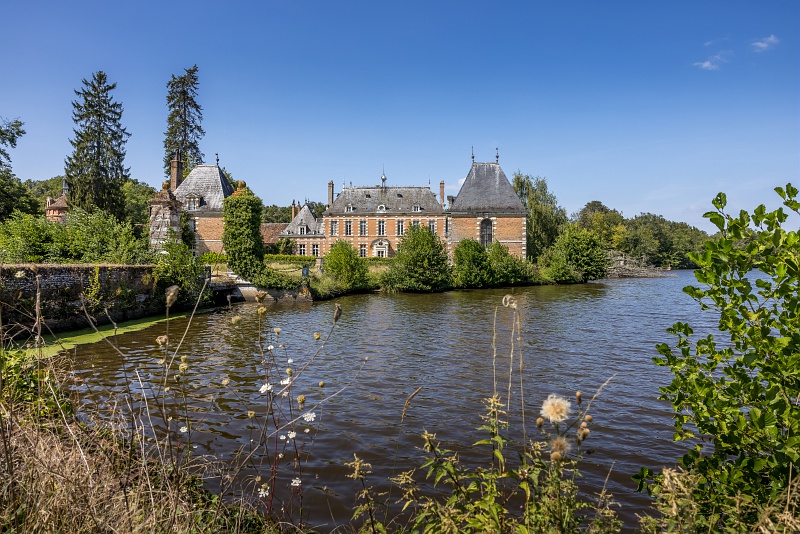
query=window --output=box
[359,244,367,258]
[412,204,421,212]
[188,219,197,232]
[187,198,197,210]
[299,226,306,235]
[359,220,367,235]
[396,220,404,236]
[377,220,385,236]
[412,220,420,227]
[299,244,306,255]
[480,218,493,247]
[428,220,436,233]
[445,218,449,235]
[345,204,354,212]
[377,204,386,213]
[377,249,385,258]
[345,220,353,236]
[330,220,338,236]
[312,244,319,257]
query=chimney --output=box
[46,196,53,208]
[328,180,334,207]
[447,195,455,208]
[291,199,296,219]
[440,181,445,206]
[170,150,184,191]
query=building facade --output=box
[172,162,235,255]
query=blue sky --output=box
[2,1,797,232]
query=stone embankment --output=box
[605,253,672,278]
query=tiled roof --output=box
[450,162,526,214]
[260,222,289,244]
[281,204,325,236]
[327,184,444,215]
[48,195,68,209]
[173,164,234,211]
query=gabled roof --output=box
[281,204,325,236]
[450,162,526,214]
[328,183,444,216]
[260,222,290,244]
[173,164,234,211]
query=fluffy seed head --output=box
[165,285,179,308]
[540,394,571,424]
[550,436,571,457]
[584,414,593,423]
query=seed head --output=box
[584,414,593,423]
[536,417,544,428]
[550,436,571,457]
[576,391,582,404]
[165,285,179,308]
[221,378,230,387]
[540,394,571,424]
[156,335,168,347]
[318,381,325,387]
[255,291,267,303]
[551,451,563,462]
[273,327,281,335]
[286,368,293,376]
[297,394,306,405]
[247,411,255,418]
[333,304,342,323]
[313,332,321,341]
[257,306,267,316]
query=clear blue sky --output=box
[2,1,797,232]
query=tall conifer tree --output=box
[164,64,205,176]
[64,71,130,219]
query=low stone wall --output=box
[0,264,163,336]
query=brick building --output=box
[172,162,235,255]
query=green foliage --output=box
[23,175,64,211]
[222,187,295,290]
[0,350,72,418]
[0,169,40,221]
[539,225,608,283]
[381,225,451,292]
[64,71,130,220]
[262,204,292,223]
[121,179,157,237]
[512,172,568,260]
[617,213,708,268]
[452,239,491,288]
[263,253,312,266]
[0,116,25,170]
[263,238,295,255]
[487,241,537,286]
[323,241,368,292]
[152,238,208,307]
[199,251,226,265]
[574,200,626,250]
[163,65,205,175]
[648,184,800,530]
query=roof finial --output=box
[496,147,499,163]
[216,153,219,165]
[471,146,474,163]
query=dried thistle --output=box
[165,285,179,308]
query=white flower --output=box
[304,428,310,433]
[291,478,301,487]
[288,431,296,439]
[258,487,269,498]
[302,412,316,422]
[279,434,286,440]
[281,391,288,398]
[14,270,25,279]
[280,378,291,385]
[259,382,273,393]
[287,358,294,364]
[540,394,571,424]
[267,345,274,351]
[278,453,284,459]
[180,426,188,433]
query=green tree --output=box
[0,212,61,263]
[0,117,39,220]
[646,184,800,529]
[163,64,204,175]
[487,241,534,286]
[263,204,292,223]
[452,239,491,288]
[575,201,625,250]
[512,172,567,260]
[24,175,65,210]
[539,224,607,283]
[64,71,130,220]
[0,117,25,170]
[121,179,157,237]
[382,225,451,292]
[323,240,368,291]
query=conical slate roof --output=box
[174,164,234,211]
[450,162,525,214]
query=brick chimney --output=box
[170,151,184,191]
[440,181,445,206]
[328,180,334,207]
[291,199,296,219]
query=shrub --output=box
[152,237,209,308]
[639,184,800,530]
[487,241,536,286]
[452,239,491,288]
[381,225,451,292]
[538,225,607,283]
[323,241,368,292]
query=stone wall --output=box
[0,264,163,336]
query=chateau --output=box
[150,155,527,259]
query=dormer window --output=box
[377,204,386,213]
[187,197,198,210]
[345,204,354,212]
[299,226,307,235]
[412,204,421,212]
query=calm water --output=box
[69,270,718,531]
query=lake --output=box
[68,269,717,531]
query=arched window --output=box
[480,219,493,247]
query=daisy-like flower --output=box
[259,382,273,393]
[302,412,316,422]
[267,345,274,351]
[273,327,281,335]
[288,431,296,439]
[180,426,188,433]
[291,478,301,487]
[14,270,25,279]
[280,378,291,385]
[279,434,286,440]
[540,394,571,424]
[287,358,294,364]
[258,486,269,498]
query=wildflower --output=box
[278,453,284,459]
[260,382,273,394]
[247,411,255,418]
[288,431,296,439]
[551,451,563,462]
[584,414,593,423]
[257,306,267,316]
[280,434,286,440]
[231,315,242,325]
[540,394,570,424]
[14,270,25,279]
[273,327,281,335]
[179,363,188,373]
[164,386,171,393]
[550,436,570,457]
[281,391,288,398]
[286,368,293,376]
[267,345,274,351]
[297,394,306,405]
[279,343,284,348]
[302,412,316,422]
[258,486,269,498]
[304,428,310,433]
[156,335,168,347]
[291,478,301,487]
[280,378,291,385]
[221,378,230,387]
[318,381,325,387]
[180,354,187,362]
[255,291,267,303]
[180,426,188,433]
[576,390,582,404]
[313,332,321,341]
[536,417,544,428]
[165,285,179,308]
[578,427,591,441]
[287,358,294,364]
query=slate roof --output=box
[260,222,290,244]
[327,182,444,215]
[173,164,234,211]
[281,204,325,236]
[48,195,68,209]
[450,162,526,215]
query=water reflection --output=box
[70,270,718,531]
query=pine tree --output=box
[64,71,130,219]
[163,64,205,176]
